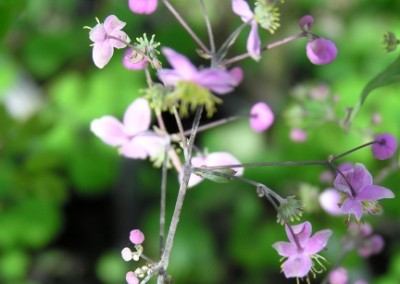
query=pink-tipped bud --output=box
[371,133,398,160]
[128,0,158,15]
[249,102,274,132]
[306,38,338,65]
[129,229,145,245]
[299,15,314,31]
[126,271,139,284]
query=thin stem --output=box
[159,143,169,258]
[205,160,328,170]
[331,140,376,162]
[223,31,307,66]
[172,106,188,159]
[198,0,216,61]
[161,0,210,54]
[327,162,357,198]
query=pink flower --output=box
[126,271,139,284]
[272,221,332,279]
[290,128,307,142]
[306,38,337,65]
[88,15,130,69]
[123,48,148,70]
[129,229,145,245]
[343,223,384,258]
[249,102,274,132]
[371,133,398,160]
[328,267,348,284]
[90,98,166,159]
[319,188,342,216]
[232,0,261,60]
[333,163,394,221]
[185,152,244,188]
[158,48,242,94]
[128,0,158,14]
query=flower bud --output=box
[249,102,274,132]
[128,0,158,15]
[129,229,145,245]
[371,133,398,160]
[299,15,314,31]
[306,38,337,65]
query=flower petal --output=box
[304,229,332,255]
[341,198,363,221]
[109,30,129,49]
[120,138,149,159]
[128,0,158,15]
[286,222,312,247]
[232,0,254,22]
[91,116,128,146]
[319,188,342,216]
[272,241,297,257]
[282,256,312,278]
[195,69,239,95]
[247,21,261,61]
[306,38,337,65]
[357,185,394,201]
[92,41,114,69]
[104,15,126,33]
[123,98,151,135]
[161,48,198,80]
[89,24,106,43]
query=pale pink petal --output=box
[196,69,239,95]
[232,0,254,22]
[286,222,312,247]
[91,116,128,146]
[272,241,297,257]
[158,70,184,86]
[123,49,148,70]
[133,134,166,158]
[109,30,129,49]
[357,185,394,201]
[120,138,149,159]
[304,229,332,255]
[161,48,197,80]
[247,21,261,61]
[89,24,107,43]
[104,15,126,33]
[319,189,342,216]
[206,152,244,176]
[128,0,158,15]
[282,256,312,278]
[123,98,151,135]
[341,199,363,221]
[229,67,244,84]
[92,41,114,69]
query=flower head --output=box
[130,229,145,245]
[88,15,130,68]
[306,38,337,65]
[272,221,332,279]
[185,152,244,188]
[328,267,348,284]
[128,0,158,15]
[90,98,166,159]
[158,48,242,94]
[232,0,261,60]
[333,163,394,221]
[371,133,398,160]
[249,102,274,132]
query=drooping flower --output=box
[249,102,274,132]
[90,98,166,159]
[272,221,332,279]
[130,229,145,245]
[88,15,130,69]
[126,271,139,284]
[371,133,398,160]
[232,0,261,60]
[333,163,394,221]
[185,152,244,188]
[158,48,242,95]
[128,0,158,14]
[306,38,337,65]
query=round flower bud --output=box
[129,229,145,245]
[290,128,307,142]
[126,271,139,284]
[249,102,274,132]
[123,49,148,70]
[372,133,398,160]
[328,267,348,284]
[299,15,314,31]
[128,0,158,15]
[121,247,133,261]
[306,38,338,65]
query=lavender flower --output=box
[90,98,166,159]
[88,15,130,69]
[128,0,158,15]
[306,38,337,65]
[371,133,398,160]
[272,221,332,279]
[231,0,261,60]
[158,48,242,94]
[333,163,394,221]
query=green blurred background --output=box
[1,0,400,283]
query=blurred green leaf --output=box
[96,251,128,284]
[0,249,29,281]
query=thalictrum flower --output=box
[88,15,130,69]
[128,0,158,14]
[185,152,244,188]
[328,267,348,284]
[123,48,148,70]
[272,221,332,279]
[158,48,243,94]
[333,163,394,221]
[249,102,274,132]
[126,271,139,284]
[231,0,261,61]
[306,38,337,65]
[130,229,145,245]
[90,98,166,159]
[371,133,398,160]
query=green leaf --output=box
[345,54,400,130]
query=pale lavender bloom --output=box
[272,221,332,279]
[319,188,342,216]
[88,15,130,69]
[231,0,261,61]
[129,229,145,245]
[158,48,242,94]
[126,271,139,284]
[249,102,274,132]
[185,152,244,188]
[306,38,337,65]
[128,0,158,14]
[333,163,394,221]
[328,267,348,284]
[371,133,398,160]
[91,98,166,159]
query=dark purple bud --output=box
[372,133,398,160]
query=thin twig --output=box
[198,0,216,61]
